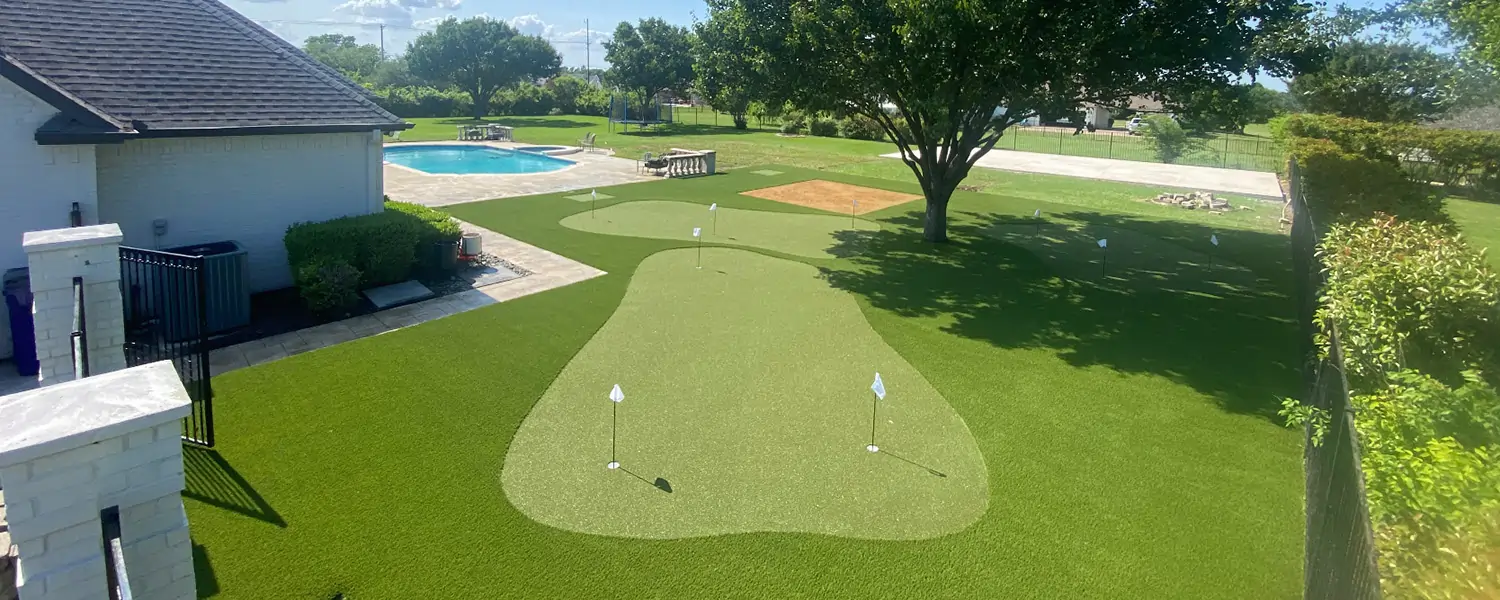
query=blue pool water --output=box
[384,145,573,175]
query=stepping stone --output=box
[750,169,784,176]
[464,262,525,288]
[564,192,614,202]
[363,280,434,309]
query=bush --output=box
[779,112,807,135]
[372,86,471,118]
[295,258,362,315]
[1276,113,1500,203]
[1289,137,1442,224]
[1137,115,1205,164]
[808,117,838,137]
[839,115,887,141]
[285,202,461,294]
[496,84,556,116]
[1317,216,1498,389]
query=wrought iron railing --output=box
[71,275,89,378]
[100,506,133,600]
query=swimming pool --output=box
[384,145,574,175]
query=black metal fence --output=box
[1289,158,1384,599]
[100,505,133,600]
[120,246,214,447]
[71,275,89,378]
[999,126,1284,172]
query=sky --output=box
[225,0,707,69]
[227,0,1418,90]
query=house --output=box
[0,0,410,357]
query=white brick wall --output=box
[0,363,195,600]
[22,226,126,385]
[0,78,101,359]
[96,131,385,292]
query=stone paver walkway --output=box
[882,148,1283,199]
[208,220,605,374]
[384,141,653,207]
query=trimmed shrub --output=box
[808,117,838,137]
[1137,115,1205,164]
[372,86,471,118]
[296,258,362,315]
[779,112,807,135]
[495,84,556,116]
[285,202,461,295]
[839,115,887,141]
[1276,113,1500,204]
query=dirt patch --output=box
[741,180,921,215]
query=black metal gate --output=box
[120,246,214,446]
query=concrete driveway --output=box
[883,148,1283,199]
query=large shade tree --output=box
[694,16,760,129]
[603,19,695,112]
[1289,40,1478,122]
[701,0,1324,241]
[303,34,384,82]
[406,17,561,119]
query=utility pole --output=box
[379,24,386,60]
[585,19,590,82]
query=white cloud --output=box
[507,14,553,38]
[333,0,461,28]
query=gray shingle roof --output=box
[0,0,406,138]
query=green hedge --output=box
[373,86,472,119]
[285,201,463,303]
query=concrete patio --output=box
[384,141,653,207]
[206,219,605,374]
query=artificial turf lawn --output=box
[560,200,879,258]
[1448,197,1500,270]
[191,165,1304,598]
[503,247,987,539]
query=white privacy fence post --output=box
[21,225,126,385]
[0,362,195,600]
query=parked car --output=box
[1126,116,1147,135]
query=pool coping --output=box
[383,141,585,177]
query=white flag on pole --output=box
[871,373,886,400]
[592,189,598,200]
[693,227,702,238]
[1211,234,1220,246]
[853,199,859,208]
[609,384,624,403]
[1034,209,1041,218]
[1098,239,1108,249]
[709,203,718,211]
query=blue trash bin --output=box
[4,268,38,376]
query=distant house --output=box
[0,0,410,356]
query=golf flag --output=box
[853,199,859,208]
[1098,239,1108,249]
[871,373,886,400]
[693,227,702,238]
[592,189,598,201]
[1034,209,1041,218]
[1211,234,1220,246]
[710,203,718,211]
[609,384,624,403]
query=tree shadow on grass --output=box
[615,123,761,137]
[820,209,1300,419]
[183,446,286,528]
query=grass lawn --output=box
[561,200,880,258]
[189,166,1303,599]
[396,114,1281,173]
[1448,197,1500,270]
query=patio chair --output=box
[640,152,669,176]
[579,132,596,152]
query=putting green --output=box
[985,220,1262,296]
[560,200,878,258]
[502,248,988,540]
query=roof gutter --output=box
[35,121,414,146]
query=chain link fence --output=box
[1289,158,1384,600]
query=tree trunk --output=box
[732,114,747,129]
[923,193,951,242]
[471,89,489,120]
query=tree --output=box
[406,17,562,119]
[370,56,422,89]
[603,19,695,112]
[694,16,761,129]
[1289,40,1475,122]
[303,34,384,83]
[1172,83,1282,133]
[699,0,1324,242]
[1138,116,1207,163]
[1414,0,1500,70]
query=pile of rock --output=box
[1151,191,1231,211]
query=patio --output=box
[384,141,652,207]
